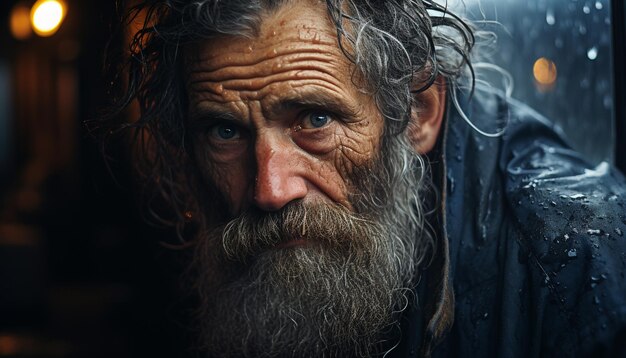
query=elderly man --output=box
[103,0,626,356]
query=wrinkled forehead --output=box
[184,0,353,79]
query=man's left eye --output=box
[302,112,332,129]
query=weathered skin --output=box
[186,1,383,216]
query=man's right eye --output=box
[210,123,240,140]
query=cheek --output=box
[334,124,381,179]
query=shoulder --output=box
[498,96,626,356]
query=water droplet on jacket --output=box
[570,194,586,200]
[587,229,602,235]
[550,201,557,207]
[456,154,462,162]
[615,228,623,236]
[595,1,603,10]
[594,296,600,305]
[564,234,570,241]
[567,249,578,258]
[447,173,455,194]
[583,4,591,14]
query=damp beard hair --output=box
[190,137,428,358]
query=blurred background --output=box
[0,1,187,357]
[0,0,624,357]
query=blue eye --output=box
[306,112,331,128]
[211,123,240,140]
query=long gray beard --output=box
[189,137,433,357]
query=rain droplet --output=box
[570,194,587,200]
[587,229,602,235]
[583,4,591,14]
[555,37,564,48]
[546,9,556,25]
[587,47,598,60]
[550,201,557,207]
[567,248,578,258]
[590,275,605,288]
[594,296,600,305]
[595,1,603,10]
[615,228,623,237]
[580,78,590,88]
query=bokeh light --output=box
[30,0,66,37]
[9,4,32,40]
[533,57,558,86]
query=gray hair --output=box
[101,0,476,236]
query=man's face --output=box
[186,0,384,216]
[183,1,428,356]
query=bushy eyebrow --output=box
[187,109,243,130]
[277,91,360,121]
[187,90,361,128]
[270,91,358,121]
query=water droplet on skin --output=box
[587,47,598,60]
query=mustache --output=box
[214,200,383,263]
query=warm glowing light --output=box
[533,57,558,86]
[30,0,66,37]
[9,4,32,40]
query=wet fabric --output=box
[392,87,626,357]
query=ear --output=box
[407,77,446,154]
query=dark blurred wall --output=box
[0,1,189,357]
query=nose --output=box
[253,136,308,211]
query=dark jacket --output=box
[393,87,626,357]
